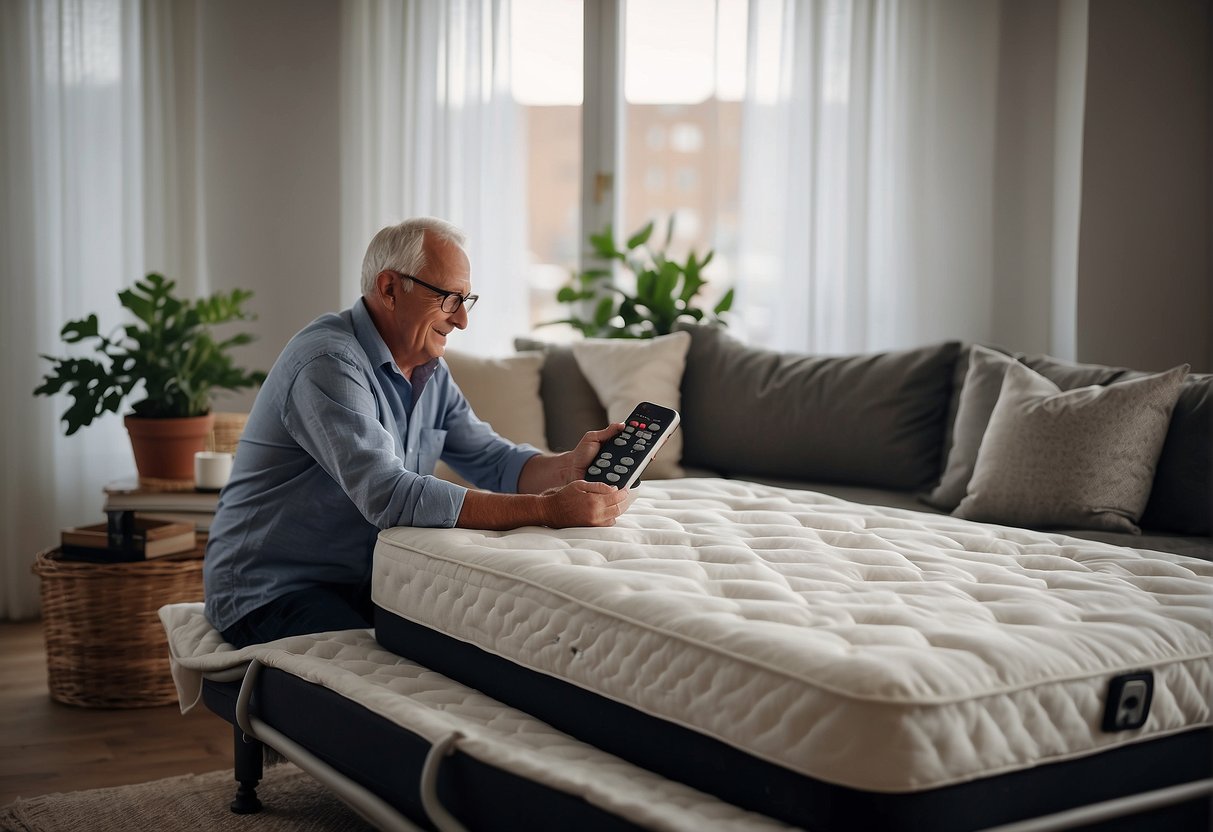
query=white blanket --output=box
[159,603,790,832]
[373,478,1213,793]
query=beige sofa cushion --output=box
[436,350,548,488]
[571,332,691,480]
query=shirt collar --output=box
[352,297,394,371]
[351,297,441,391]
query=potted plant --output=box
[544,218,734,338]
[34,273,266,482]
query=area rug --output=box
[0,764,373,831]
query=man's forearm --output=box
[516,451,574,494]
[456,489,549,530]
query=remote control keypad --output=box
[586,404,676,488]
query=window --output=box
[511,0,747,333]
[623,0,745,310]
[511,0,583,333]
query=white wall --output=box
[1076,0,1211,372]
[197,0,343,410]
[989,0,1086,360]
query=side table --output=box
[32,545,205,708]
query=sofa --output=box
[443,324,1211,560]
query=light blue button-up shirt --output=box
[204,298,540,632]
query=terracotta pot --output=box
[124,413,216,482]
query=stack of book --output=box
[103,480,220,533]
[60,516,197,563]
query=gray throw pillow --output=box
[954,361,1188,533]
[677,324,960,490]
[1139,373,1211,535]
[923,346,1017,511]
[514,338,608,452]
[1020,355,1211,537]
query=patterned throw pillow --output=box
[954,361,1188,533]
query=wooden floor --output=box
[0,619,233,805]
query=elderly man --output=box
[204,218,628,647]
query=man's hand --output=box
[541,480,630,528]
[560,424,626,484]
[457,479,630,530]
[518,423,626,494]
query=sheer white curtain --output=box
[0,0,193,620]
[736,0,1086,356]
[341,0,528,356]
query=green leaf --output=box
[636,271,656,303]
[626,221,654,250]
[556,286,580,303]
[619,298,641,326]
[60,316,99,343]
[589,226,619,260]
[713,288,735,315]
[680,271,705,303]
[593,296,615,327]
[655,262,681,306]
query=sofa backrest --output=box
[517,330,1210,538]
[677,325,961,490]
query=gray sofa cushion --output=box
[953,362,1188,533]
[677,325,961,490]
[924,346,1017,510]
[1142,373,1212,535]
[932,349,1211,537]
[514,338,608,452]
[1019,355,1212,537]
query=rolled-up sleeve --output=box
[282,354,468,528]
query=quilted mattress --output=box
[372,478,1213,794]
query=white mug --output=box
[195,451,233,491]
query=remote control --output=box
[584,401,680,489]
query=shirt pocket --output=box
[418,428,447,476]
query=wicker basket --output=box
[32,547,205,708]
[206,411,248,456]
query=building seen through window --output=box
[513,0,747,334]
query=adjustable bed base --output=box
[160,604,789,831]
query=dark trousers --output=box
[221,582,374,648]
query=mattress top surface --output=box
[373,478,1213,790]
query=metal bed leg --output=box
[230,722,264,814]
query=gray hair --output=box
[360,217,468,297]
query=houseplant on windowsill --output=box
[34,273,266,482]
[543,218,734,338]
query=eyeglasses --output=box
[395,272,479,314]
